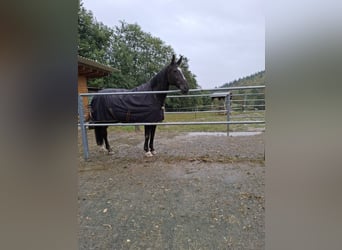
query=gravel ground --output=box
[78,129,265,249]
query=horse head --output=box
[167,55,189,94]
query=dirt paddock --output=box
[78,129,265,249]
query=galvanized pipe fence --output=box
[78,86,265,159]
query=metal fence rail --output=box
[78,86,265,159]
[79,85,265,97]
[81,120,265,127]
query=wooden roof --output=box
[210,92,230,98]
[78,55,118,78]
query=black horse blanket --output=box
[90,83,164,123]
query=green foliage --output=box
[78,2,201,110]
[78,1,112,64]
[109,21,175,88]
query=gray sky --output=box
[82,0,264,89]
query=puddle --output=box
[186,131,263,137]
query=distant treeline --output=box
[220,70,265,88]
[220,71,265,111]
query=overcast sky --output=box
[82,0,264,89]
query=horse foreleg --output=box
[144,125,154,157]
[144,125,150,153]
[149,125,157,155]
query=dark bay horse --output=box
[88,55,189,156]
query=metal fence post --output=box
[226,92,231,136]
[243,94,247,111]
[78,95,89,160]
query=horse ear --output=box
[176,56,183,65]
[171,54,176,65]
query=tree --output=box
[78,1,112,64]
[107,21,201,111]
[108,21,175,89]
[78,3,201,110]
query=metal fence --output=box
[78,86,265,159]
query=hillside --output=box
[220,70,265,88]
[219,70,265,111]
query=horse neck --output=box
[149,68,169,106]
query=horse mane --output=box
[149,66,169,91]
[147,66,169,106]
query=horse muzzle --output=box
[181,89,189,94]
[179,84,189,94]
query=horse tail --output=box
[94,126,107,146]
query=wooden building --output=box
[78,55,118,115]
[210,92,231,111]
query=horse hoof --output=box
[145,151,153,157]
[99,146,107,154]
[151,150,157,155]
[108,150,114,155]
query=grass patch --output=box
[107,111,265,133]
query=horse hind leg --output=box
[95,126,113,155]
[95,127,105,154]
[104,136,113,155]
[103,127,113,155]
[99,144,107,154]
